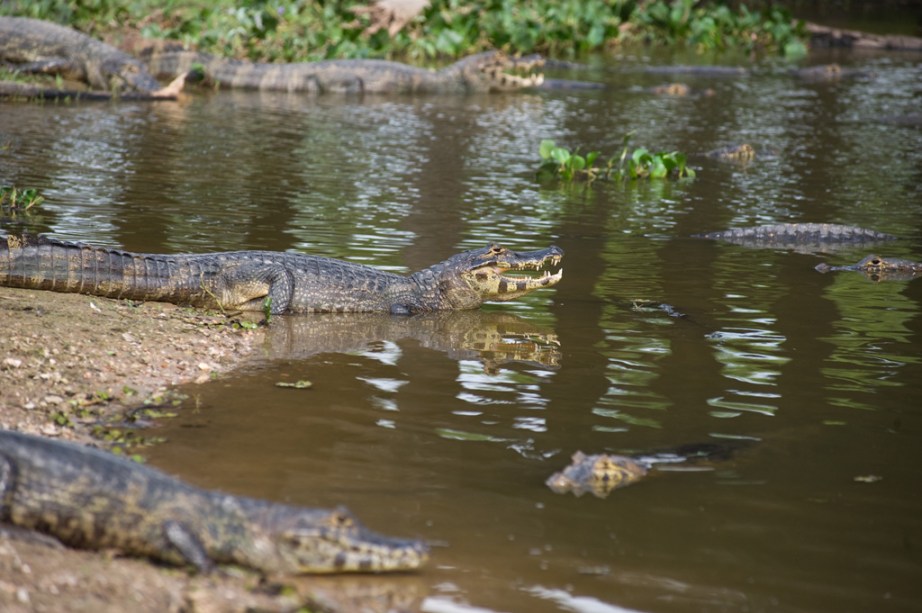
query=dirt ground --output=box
[0,288,424,612]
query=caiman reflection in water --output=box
[256,310,561,371]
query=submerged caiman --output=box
[694,223,896,253]
[0,429,426,573]
[0,235,563,315]
[0,17,182,99]
[140,44,544,93]
[547,440,753,499]
[815,254,922,281]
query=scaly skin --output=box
[547,441,754,498]
[0,17,163,93]
[141,47,544,93]
[546,451,649,498]
[694,223,896,247]
[815,254,922,280]
[0,236,563,315]
[0,430,427,574]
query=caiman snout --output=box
[463,243,564,303]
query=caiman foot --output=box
[153,72,188,99]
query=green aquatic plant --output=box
[0,185,45,212]
[537,139,602,183]
[537,136,695,184]
[609,133,695,180]
[633,0,807,57]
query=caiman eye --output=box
[488,244,506,255]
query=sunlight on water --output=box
[3,43,922,613]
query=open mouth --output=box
[495,251,564,286]
[483,53,546,88]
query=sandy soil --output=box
[0,288,423,612]
[0,287,257,443]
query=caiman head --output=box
[853,254,922,280]
[546,451,649,498]
[445,51,545,92]
[854,254,912,273]
[421,243,563,310]
[251,506,428,573]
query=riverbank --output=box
[0,287,257,446]
[0,288,400,611]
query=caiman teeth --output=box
[499,267,563,286]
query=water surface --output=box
[2,47,921,612]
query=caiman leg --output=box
[1,238,288,312]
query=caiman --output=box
[694,223,896,252]
[705,143,756,162]
[648,82,715,97]
[139,45,544,93]
[815,254,922,281]
[0,429,427,573]
[547,440,753,499]
[0,17,182,98]
[0,235,563,315]
[792,63,873,83]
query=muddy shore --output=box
[0,288,422,612]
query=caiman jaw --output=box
[466,246,564,302]
[481,52,545,90]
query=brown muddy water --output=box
[2,47,922,612]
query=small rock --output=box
[2,357,22,369]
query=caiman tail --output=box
[1,235,215,306]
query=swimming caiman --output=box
[694,223,896,253]
[0,16,182,98]
[140,44,544,93]
[0,429,427,573]
[815,254,922,281]
[0,235,563,315]
[547,440,753,499]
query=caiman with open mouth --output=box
[0,236,563,315]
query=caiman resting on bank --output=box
[0,429,426,573]
[0,235,563,315]
[139,43,544,93]
[0,16,183,99]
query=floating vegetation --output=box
[537,134,695,185]
[0,185,44,214]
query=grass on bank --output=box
[2,0,807,62]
